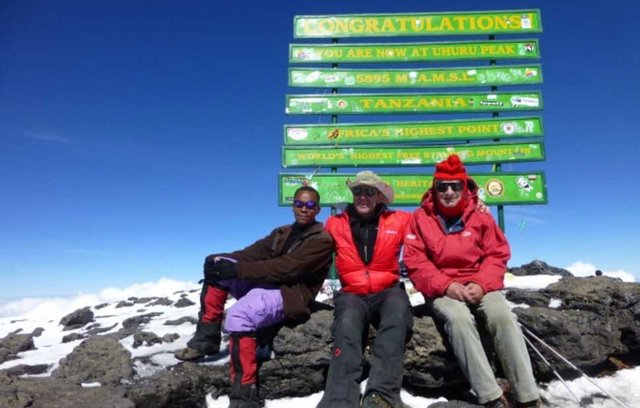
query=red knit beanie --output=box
[433,154,468,218]
[433,154,467,181]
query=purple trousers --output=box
[217,278,285,334]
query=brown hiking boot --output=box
[484,394,513,408]
[175,321,222,361]
[361,393,393,408]
[174,346,207,361]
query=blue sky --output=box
[1,0,639,300]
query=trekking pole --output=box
[519,323,631,408]
[521,332,581,405]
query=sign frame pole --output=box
[489,34,506,232]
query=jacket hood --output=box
[420,179,479,222]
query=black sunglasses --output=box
[293,200,318,209]
[352,186,378,197]
[435,181,464,193]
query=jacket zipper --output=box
[364,226,371,291]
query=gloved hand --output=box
[204,258,237,283]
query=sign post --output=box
[283,8,545,236]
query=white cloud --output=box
[23,131,71,143]
[565,261,635,282]
[0,278,199,319]
[97,278,199,300]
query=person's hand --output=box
[477,199,489,213]
[465,283,485,304]
[445,282,472,302]
[204,259,237,283]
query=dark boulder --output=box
[128,297,156,304]
[174,297,195,308]
[505,288,551,308]
[59,307,94,331]
[148,297,174,307]
[52,336,133,386]
[508,260,573,277]
[0,364,50,377]
[132,332,163,348]
[61,333,86,343]
[125,362,227,408]
[0,332,37,364]
[0,373,134,408]
[121,312,164,331]
[164,316,198,326]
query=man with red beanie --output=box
[403,155,540,408]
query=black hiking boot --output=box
[484,394,513,408]
[229,384,262,408]
[174,322,221,361]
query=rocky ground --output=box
[1,261,639,408]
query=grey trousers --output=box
[431,291,539,404]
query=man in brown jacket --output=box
[174,186,333,408]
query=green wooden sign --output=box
[289,65,542,89]
[284,116,543,145]
[283,142,545,167]
[294,10,542,38]
[286,92,542,114]
[279,172,547,206]
[289,40,540,63]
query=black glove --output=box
[204,259,237,283]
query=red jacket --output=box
[326,209,411,295]
[404,190,510,299]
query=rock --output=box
[119,276,640,406]
[52,336,133,386]
[1,269,638,407]
[0,364,50,376]
[0,349,13,363]
[162,333,179,343]
[148,297,174,307]
[404,310,466,395]
[517,306,626,371]
[508,260,573,277]
[260,310,334,398]
[174,298,195,308]
[116,301,134,308]
[59,307,94,331]
[62,333,86,343]
[505,288,551,308]
[87,323,118,336]
[128,297,156,304]
[31,328,44,337]
[0,332,37,363]
[95,303,109,309]
[164,316,197,326]
[121,313,164,330]
[126,362,227,408]
[0,374,134,408]
[545,276,640,314]
[132,332,162,349]
[0,373,33,408]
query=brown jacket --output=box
[214,222,333,323]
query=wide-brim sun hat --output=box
[346,171,394,205]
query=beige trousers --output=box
[431,291,539,404]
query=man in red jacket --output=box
[403,155,540,408]
[174,186,333,408]
[317,171,413,408]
